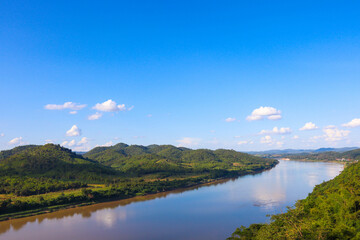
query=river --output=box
[0,160,344,240]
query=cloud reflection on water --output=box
[252,185,286,211]
[94,209,127,228]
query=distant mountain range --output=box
[247,147,359,155]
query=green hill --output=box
[0,145,38,160]
[84,143,276,177]
[273,148,360,162]
[0,143,277,220]
[0,144,117,181]
[228,160,360,239]
[342,148,360,160]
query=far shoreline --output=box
[281,158,348,164]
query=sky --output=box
[1,1,360,151]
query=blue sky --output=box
[1,1,360,151]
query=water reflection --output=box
[307,173,320,187]
[0,179,232,236]
[0,160,344,240]
[253,185,286,210]
[94,209,127,228]
[327,164,343,179]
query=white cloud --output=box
[259,135,283,147]
[44,139,54,143]
[267,115,282,120]
[0,133,4,137]
[225,117,236,122]
[176,137,201,147]
[69,111,78,115]
[300,122,318,131]
[259,127,291,135]
[88,112,103,120]
[323,126,350,142]
[342,118,360,128]
[102,141,113,147]
[9,137,23,145]
[92,99,127,112]
[237,140,254,145]
[67,139,76,147]
[61,140,76,147]
[77,137,89,145]
[292,135,299,139]
[66,125,81,136]
[73,145,91,152]
[260,135,273,144]
[94,141,114,148]
[127,106,134,111]
[62,137,91,151]
[44,102,86,111]
[147,114,153,118]
[246,106,282,121]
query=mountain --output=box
[248,147,358,155]
[0,143,278,219]
[228,157,360,239]
[0,145,39,160]
[271,148,360,162]
[0,143,277,181]
[0,144,117,181]
[314,147,359,153]
[342,148,360,160]
[84,143,277,176]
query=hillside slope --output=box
[0,144,117,181]
[267,148,360,162]
[228,161,360,239]
[0,145,38,160]
[84,143,277,176]
[0,143,278,220]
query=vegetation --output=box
[0,143,277,220]
[0,145,38,160]
[0,177,215,220]
[263,148,360,163]
[84,143,275,177]
[0,144,118,182]
[228,159,360,239]
[0,176,86,196]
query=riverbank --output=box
[0,164,277,222]
[228,159,356,239]
[285,158,350,164]
[0,160,345,240]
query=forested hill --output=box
[0,143,277,220]
[262,148,360,162]
[0,143,277,180]
[84,143,276,176]
[0,144,117,181]
[0,145,38,160]
[342,148,360,160]
[228,160,360,239]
